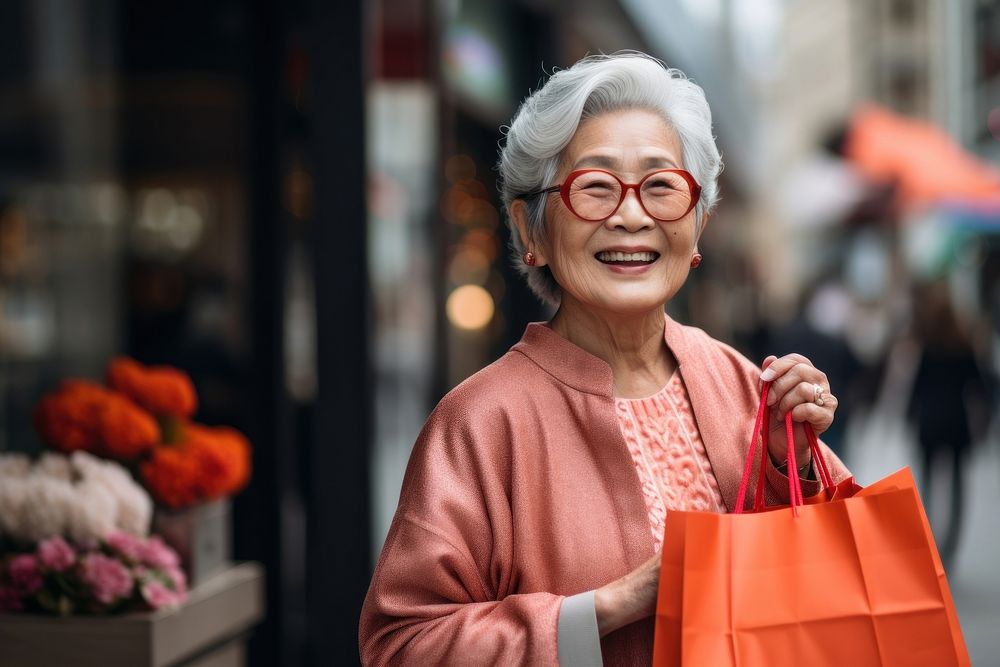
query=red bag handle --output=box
[734,380,834,515]
[734,382,769,514]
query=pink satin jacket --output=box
[359,315,850,665]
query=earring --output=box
[690,253,702,269]
[523,252,536,266]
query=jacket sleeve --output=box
[763,437,851,505]
[359,514,564,665]
[358,399,564,666]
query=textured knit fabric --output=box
[359,315,852,666]
[615,372,726,553]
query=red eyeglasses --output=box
[518,168,702,222]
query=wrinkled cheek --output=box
[663,263,691,298]
[664,258,689,280]
[549,259,596,301]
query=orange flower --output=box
[98,393,161,459]
[214,427,252,496]
[33,380,107,453]
[34,380,159,459]
[106,357,197,418]
[140,423,252,509]
[187,424,252,499]
[33,358,251,509]
[141,445,203,509]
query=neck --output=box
[549,297,676,398]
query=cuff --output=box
[765,452,823,502]
[557,590,602,667]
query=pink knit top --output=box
[615,371,727,552]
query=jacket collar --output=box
[513,312,754,513]
[512,312,693,396]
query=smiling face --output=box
[515,108,706,317]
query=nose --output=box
[604,186,654,232]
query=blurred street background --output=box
[0,0,997,664]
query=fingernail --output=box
[760,369,776,381]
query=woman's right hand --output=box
[594,552,661,637]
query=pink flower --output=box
[79,553,133,605]
[140,536,180,569]
[8,554,43,595]
[105,530,144,562]
[0,585,24,611]
[37,536,76,572]
[140,580,186,610]
[163,565,187,592]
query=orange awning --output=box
[845,104,1000,209]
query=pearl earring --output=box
[523,252,536,266]
[690,253,702,269]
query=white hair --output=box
[497,51,723,306]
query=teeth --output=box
[596,251,658,262]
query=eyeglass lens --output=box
[567,170,693,221]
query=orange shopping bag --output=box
[653,382,970,666]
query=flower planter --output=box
[0,561,264,667]
[152,499,231,588]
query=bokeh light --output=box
[132,188,206,259]
[445,154,476,183]
[446,284,495,330]
[448,245,491,285]
[463,228,499,262]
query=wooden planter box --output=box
[0,562,264,667]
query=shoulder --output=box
[412,349,550,469]
[431,349,547,424]
[398,348,561,512]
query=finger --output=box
[759,353,812,382]
[788,400,836,434]
[767,400,837,460]
[766,418,813,462]
[759,355,778,390]
[776,379,827,416]
[767,363,829,407]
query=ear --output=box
[694,210,710,251]
[510,199,549,267]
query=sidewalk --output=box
[845,411,1000,666]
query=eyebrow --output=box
[573,154,679,170]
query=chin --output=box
[592,289,670,316]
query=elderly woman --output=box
[359,52,850,666]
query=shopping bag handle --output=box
[734,380,834,514]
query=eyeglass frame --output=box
[516,168,702,222]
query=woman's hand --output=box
[594,553,660,637]
[759,354,838,471]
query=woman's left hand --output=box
[759,354,838,473]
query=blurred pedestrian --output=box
[769,280,863,456]
[906,281,989,570]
